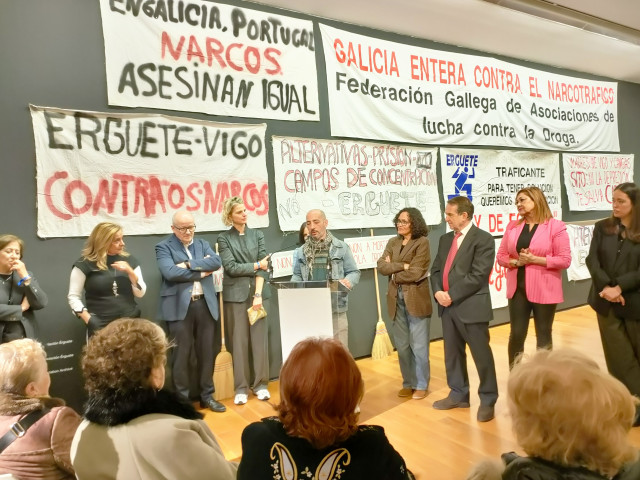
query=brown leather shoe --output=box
[412,389,427,399]
[397,388,414,397]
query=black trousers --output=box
[167,298,218,403]
[0,321,25,344]
[507,284,557,368]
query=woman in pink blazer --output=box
[497,187,571,368]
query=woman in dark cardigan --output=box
[0,234,48,343]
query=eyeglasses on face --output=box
[395,220,411,226]
[173,225,196,233]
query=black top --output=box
[516,223,538,287]
[502,453,640,480]
[237,417,413,480]
[73,254,140,321]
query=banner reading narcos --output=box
[99,0,319,121]
[272,136,441,231]
[320,24,619,152]
[563,154,634,211]
[440,148,562,237]
[31,105,268,238]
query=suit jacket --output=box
[586,219,640,318]
[155,235,222,322]
[216,227,271,303]
[377,235,432,319]
[430,224,494,323]
[496,218,571,304]
[0,270,48,339]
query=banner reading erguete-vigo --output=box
[31,105,268,237]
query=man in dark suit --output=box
[430,196,498,422]
[155,210,226,412]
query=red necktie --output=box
[442,232,462,291]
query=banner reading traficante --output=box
[320,24,619,152]
[31,105,268,237]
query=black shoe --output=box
[432,396,470,410]
[477,405,495,422]
[200,398,226,413]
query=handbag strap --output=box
[0,408,50,453]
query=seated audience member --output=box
[466,349,640,480]
[71,318,237,480]
[0,339,81,480]
[237,337,415,479]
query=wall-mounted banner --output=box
[272,136,441,231]
[99,0,319,121]
[566,223,595,282]
[440,149,562,236]
[320,24,619,152]
[563,154,634,211]
[490,238,508,310]
[31,105,268,238]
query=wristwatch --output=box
[254,293,262,298]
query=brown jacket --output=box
[377,236,432,319]
[0,395,81,480]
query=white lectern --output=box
[271,280,338,362]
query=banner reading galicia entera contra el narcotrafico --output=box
[320,24,619,152]
[31,105,268,238]
[99,0,319,121]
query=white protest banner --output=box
[566,223,596,281]
[490,239,508,310]
[563,154,634,211]
[345,235,396,269]
[99,0,318,121]
[320,24,619,152]
[271,250,296,278]
[272,136,441,231]
[440,149,562,236]
[31,105,268,237]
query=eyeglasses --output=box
[173,225,196,233]
[395,220,411,226]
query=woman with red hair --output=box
[237,337,414,479]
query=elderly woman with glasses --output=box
[377,208,432,400]
[68,222,146,337]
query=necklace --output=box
[111,266,119,297]
[0,273,11,285]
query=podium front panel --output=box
[278,287,333,362]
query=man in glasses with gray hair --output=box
[155,210,226,413]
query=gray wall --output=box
[2,0,640,410]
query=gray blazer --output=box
[155,235,222,322]
[0,270,48,338]
[217,227,271,303]
[430,225,494,323]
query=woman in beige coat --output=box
[0,338,81,480]
[377,208,432,400]
[71,318,237,480]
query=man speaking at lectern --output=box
[291,209,360,348]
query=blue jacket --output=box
[155,235,222,322]
[291,235,360,313]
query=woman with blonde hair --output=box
[497,186,571,367]
[71,318,237,479]
[0,234,48,343]
[217,196,271,406]
[0,338,81,479]
[466,348,640,480]
[68,222,146,336]
[237,337,415,479]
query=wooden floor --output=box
[199,305,640,479]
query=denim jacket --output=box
[291,236,360,313]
